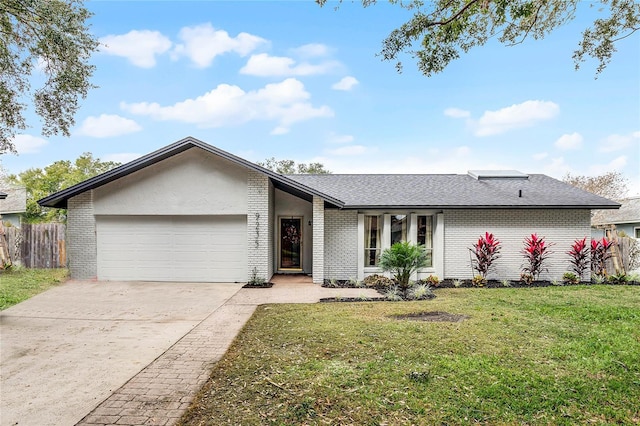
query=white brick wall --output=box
[312,197,325,283]
[247,172,271,281]
[67,192,97,279]
[324,209,358,280]
[444,209,592,280]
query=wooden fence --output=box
[4,223,66,268]
[605,235,639,274]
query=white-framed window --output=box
[364,215,382,267]
[390,214,407,244]
[417,215,433,267]
[635,227,640,239]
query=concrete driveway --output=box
[0,280,243,426]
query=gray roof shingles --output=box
[0,186,27,214]
[592,197,640,225]
[286,174,620,209]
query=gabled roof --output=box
[592,197,640,226]
[37,137,620,211]
[38,137,344,209]
[286,174,620,209]
[0,186,27,214]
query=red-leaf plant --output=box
[591,238,613,277]
[567,237,590,279]
[470,232,502,279]
[521,234,553,281]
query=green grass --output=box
[0,268,68,310]
[180,286,640,425]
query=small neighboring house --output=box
[38,137,619,283]
[0,186,27,228]
[591,196,640,239]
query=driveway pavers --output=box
[0,281,243,426]
[1,276,380,426]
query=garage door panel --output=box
[96,215,247,282]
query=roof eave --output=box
[339,204,621,210]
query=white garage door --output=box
[96,215,247,282]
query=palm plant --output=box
[378,241,428,295]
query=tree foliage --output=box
[8,153,119,223]
[563,171,628,200]
[257,158,331,174]
[1,0,98,154]
[317,0,640,76]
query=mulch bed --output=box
[242,282,274,288]
[391,311,469,322]
[319,297,386,303]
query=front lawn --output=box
[0,268,68,310]
[180,286,640,425]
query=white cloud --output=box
[102,153,142,164]
[455,146,471,156]
[474,100,559,136]
[240,53,339,77]
[327,133,354,144]
[589,155,628,175]
[331,76,359,91]
[291,43,330,58]
[444,107,471,118]
[555,132,583,150]
[172,23,266,68]
[327,145,369,156]
[12,135,48,154]
[100,30,172,68]
[270,126,289,136]
[599,131,640,152]
[533,152,548,160]
[77,114,142,138]
[121,78,333,134]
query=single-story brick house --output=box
[39,137,619,283]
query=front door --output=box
[279,217,302,270]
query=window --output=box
[364,215,381,266]
[390,214,407,244]
[417,215,433,267]
[635,227,640,239]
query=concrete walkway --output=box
[1,276,379,426]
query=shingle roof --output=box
[592,197,640,225]
[36,137,620,211]
[286,174,620,209]
[0,186,27,214]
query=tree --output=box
[1,0,99,154]
[317,0,640,76]
[8,153,119,223]
[257,158,331,174]
[563,171,628,200]
[378,241,429,294]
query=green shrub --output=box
[471,275,486,287]
[408,283,434,300]
[362,274,395,289]
[424,274,440,287]
[562,272,580,284]
[520,272,534,285]
[608,272,628,285]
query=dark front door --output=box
[280,217,302,270]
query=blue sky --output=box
[3,1,640,195]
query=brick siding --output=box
[444,209,592,280]
[67,192,97,279]
[247,172,271,281]
[324,209,358,280]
